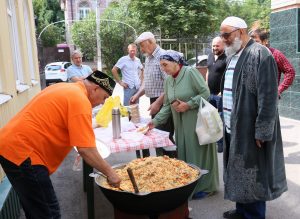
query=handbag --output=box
[195,97,223,145]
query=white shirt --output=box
[115,55,143,89]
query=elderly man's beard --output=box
[225,37,243,57]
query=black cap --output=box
[86,70,116,96]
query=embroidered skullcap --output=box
[160,50,188,66]
[221,16,247,29]
[135,32,155,44]
[86,70,116,96]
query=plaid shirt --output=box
[144,46,167,98]
[269,47,295,95]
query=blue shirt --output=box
[115,55,143,89]
[67,64,92,80]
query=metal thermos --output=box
[112,108,121,139]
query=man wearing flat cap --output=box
[0,70,120,218]
[130,31,175,157]
[220,16,287,219]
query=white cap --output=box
[221,16,247,29]
[135,32,155,44]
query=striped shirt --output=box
[223,54,240,133]
[144,46,166,98]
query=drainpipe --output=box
[70,0,74,21]
[70,0,74,52]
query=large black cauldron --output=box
[95,163,205,216]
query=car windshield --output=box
[187,56,208,67]
[198,59,207,67]
[187,58,196,66]
[46,65,61,71]
[64,63,71,69]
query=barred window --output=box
[78,1,90,20]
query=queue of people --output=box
[145,16,287,219]
[0,15,289,219]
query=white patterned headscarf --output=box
[160,50,188,66]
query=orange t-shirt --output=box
[0,82,96,174]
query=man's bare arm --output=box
[77,147,120,187]
[112,66,128,88]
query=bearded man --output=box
[220,16,287,219]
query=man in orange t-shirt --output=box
[0,70,120,219]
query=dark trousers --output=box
[0,156,61,219]
[138,97,175,158]
[224,133,266,219]
[208,94,223,112]
[236,201,266,219]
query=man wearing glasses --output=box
[219,16,287,219]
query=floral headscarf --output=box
[160,50,188,66]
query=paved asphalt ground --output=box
[19,84,300,219]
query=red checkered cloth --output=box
[95,128,174,153]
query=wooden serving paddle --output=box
[127,168,139,193]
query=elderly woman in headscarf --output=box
[148,50,219,199]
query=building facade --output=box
[271,0,300,120]
[0,0,40,213]
[0,0,40,128]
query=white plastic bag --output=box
[195,97,223,145]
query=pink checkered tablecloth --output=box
[94,128,174,153]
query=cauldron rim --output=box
[95,162,202,195]
[94,161,206,215]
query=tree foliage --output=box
[129,0,270,37]
[223,0,271,30]
[40,25,63,47]
[99,0,141,70]
[33,0,65,46]
[70,0,140,69]
[130,0,217,38]
[70,0,271,67]
[71,13,97,61]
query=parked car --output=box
[45,62,72,86]
[187,55,208,80]
[186,55,208,67]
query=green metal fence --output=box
[159,38,210,60]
